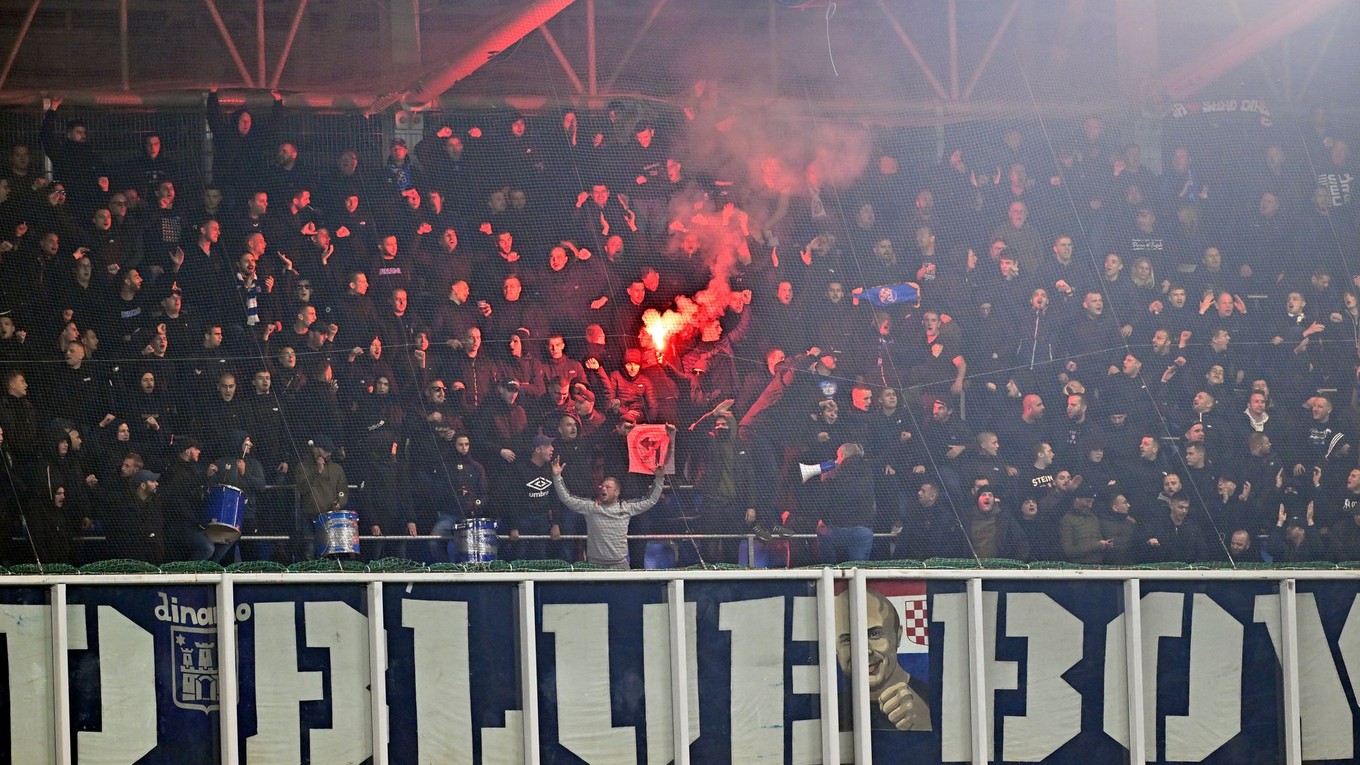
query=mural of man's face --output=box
[835,591,901,692]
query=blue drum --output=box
[320,510,360,556]
[204,485,245,544]
[452,518,498,563]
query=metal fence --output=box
[3,567,1353,764]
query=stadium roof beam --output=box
[366,0,579,115]
[538,24,586,95]
[119,0,129,90]
[603,0,668,92]
[963,0,1022,102]
[0,0,42,92]
[1297,17,1338,104]
[586,0,596,96]
[270,0,310,91]
[875,0,950,101]
[947,0,959,100]
[1150,0,1344,102]
[202,0,256,88]
[256,0,265,87]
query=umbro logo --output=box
[526,477,552,492]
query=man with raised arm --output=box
[550,423,673,570]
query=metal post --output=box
[1282,35,1293,105]
[256,0,267,88]
[947,0,959,99]
[217,575,241,765]
[388,0,421,78]
[1123,579,1146,765]
[1299,19,1338,101]
[119,0,129,91]
[1114,0,1159,96]
[0,0,42,92]
[816,569,841,765]
[768,0,778,93]
[668,579,691,765]
[874,0,950,101]
[270,0,310,90]
[52,583,71,765]
[519,581,541,764]
[1279,579,1302,765]
[202,0,257,88]
[586,0,597,96]
[1227,0,1283,104]
[538,26,586,95]
[849,569,872,763]
[410,0,421,62]
[965,578,988,765]
[368,582,390,765]
[963,0,1021,101]
[1154,0,1341,102]
[376,0,578,109]
[603,0,669,91]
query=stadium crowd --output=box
[0,91,1358,568]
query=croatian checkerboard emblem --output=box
[901,595,929,646]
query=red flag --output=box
[626,424,675,474]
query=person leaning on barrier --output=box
[811,443,876,564]
[549,423,672,570]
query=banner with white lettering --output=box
[1287,580,1360,764]
[686,580,823,764]
[9,576,1360,764]
[536,582,671,764]
[1134,581,1283,764]
[0,587,61,765]
[383,582,524,765]
[916,579,1286,765]
[68,585,221,765]
[234,584,372,765]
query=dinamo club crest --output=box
[172,625,220,713]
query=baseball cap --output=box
[133,469,160,484]
[531,434,554,448]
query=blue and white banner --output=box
[234,584,371,764]
[862,282,921,308]
[384,581,523,765]
[67,585,223,765]
[4,575,1360,763]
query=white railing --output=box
[7,567,1357,765]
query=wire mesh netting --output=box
[0,3,1357,574]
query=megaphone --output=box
[799,460,838,483]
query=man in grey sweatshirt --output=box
[551,423,673,569]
